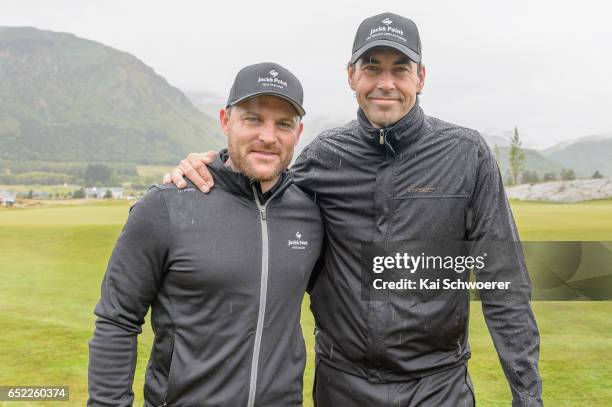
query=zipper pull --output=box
[252,185,267,220]
[379,129,384,145]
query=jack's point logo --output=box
[258,69,287,88]
[367,18,404,40]
[288,231,308,250]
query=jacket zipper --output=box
[247,186,270,407]
[379,128,385,145]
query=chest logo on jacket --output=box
[406,187,436,193]
[288,231,309,250]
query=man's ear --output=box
[417,64,426,93]
[219,108,230,136]
[294,121,304,146]
[347,63,357,91]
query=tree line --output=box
[0,162,138,187]
[500,127,605,186]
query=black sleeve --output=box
[293,138,329,294]
[466,142,543,407]
[291,138,321,196]
[88,187,170,407]
[306,230,327,294]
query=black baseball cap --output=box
[226,62,305,117]
[351,12,422,64]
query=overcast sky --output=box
[3,0,611,148]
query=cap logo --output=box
[257,69,288,89]
[367,19,406,42]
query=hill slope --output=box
[542,134,612,178]
[493,147,566,179]
[0,27,224,164]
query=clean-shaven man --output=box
[88,62,323,407]
[166,13,543,407]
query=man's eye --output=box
[394,66,411,74]
[278,122,293,130]
[245,117,261,123]
[363,65,380,72]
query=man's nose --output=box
[258,121,277,144]
[377,70,395,91]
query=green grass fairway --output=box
[1,199,611,406]
[510,199,612,240]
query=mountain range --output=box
[0,26,224,164]
[0,26,609,178]
[483,133,612,179]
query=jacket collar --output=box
[357,97,425,155]
[208,149,291,202]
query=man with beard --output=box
[88,62,323,407]
[164,13,543,407]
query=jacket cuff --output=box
[513,393,543,407]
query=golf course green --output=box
[0,198,610,406]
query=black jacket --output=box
[292,102,543,406]
[88,151,323,407]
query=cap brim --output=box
[228,92,305,117]
[350,40,421,64]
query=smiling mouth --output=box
[369,97,399,102]
[251,151,278,157]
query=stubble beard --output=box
[228,146,291,183]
